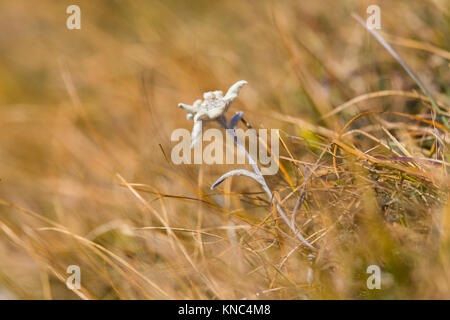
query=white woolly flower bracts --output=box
[178,80,248,147]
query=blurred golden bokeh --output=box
[0,0,449,299]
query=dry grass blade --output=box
[322,90,449,119]
[352,13,449,128]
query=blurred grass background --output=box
[0,0,449,299]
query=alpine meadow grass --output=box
[0,0,449,299]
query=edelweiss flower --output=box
[178,80,247,147]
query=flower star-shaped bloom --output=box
[178,80,247,147]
